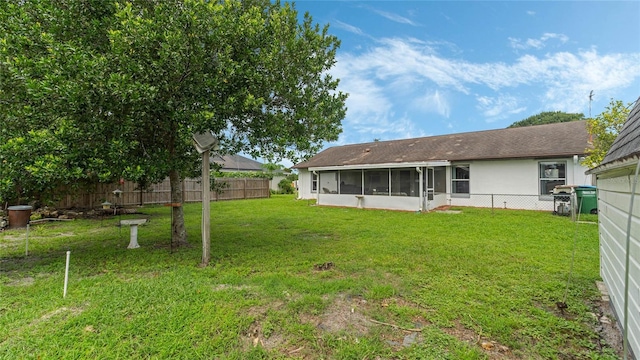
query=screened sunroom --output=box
[308,162,449,211]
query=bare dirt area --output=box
[240,288,625,359]
[593,281,624,358]
[440,320,514,359]
[242,293,526,359]
[313,293,371,335]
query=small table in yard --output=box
[120,219,147,249]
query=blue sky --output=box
[283,0,640,161]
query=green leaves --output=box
[0,129,77,204]
[508,111,584,128]
[582,99,631,168]
[0,0,347,240]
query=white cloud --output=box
[476,95,527,121]
[330,36,640,142]
[372,9,418,26]
[334,20,365,36]
[527,10,536,16]
[509,33,569,50]
[412,90,451,118]
[541,33,569,43]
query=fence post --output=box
[491,194,494,214]
[244,178,247,199]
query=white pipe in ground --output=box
[25,224,29,256]
[63,251,70,298]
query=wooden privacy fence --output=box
[54,178,270,209]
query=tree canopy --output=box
[581,99,631,169]
[0,0,347,247]
[507,111,584,128]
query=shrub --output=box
[278,178,294,194]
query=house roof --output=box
[294,120,591,169]
[213,154,264,172]
[600,98,640,166]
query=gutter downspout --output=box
[623,159,640,360]
[417,167,423,212]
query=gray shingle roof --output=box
[213,154,264,172]
[294,120,591,169]
[600,98,640,166]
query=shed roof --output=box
[213,154,264,172]
[600,98,640,166]
[294,120,591,169]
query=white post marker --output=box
[201,150,211,266]
[192,131,219,267]
[63,251,70,298]
[25,224,29,256]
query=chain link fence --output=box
[444,193,570,213]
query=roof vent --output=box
[364,148,370,152]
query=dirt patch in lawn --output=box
[440,320,514,359]
[243,292,621,359]
[311,293,371,335]
[240,301,287,353]
[24,305,86,330]
[592,282,624,358]
[5,276,35,287]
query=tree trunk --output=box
[169,169,189,247]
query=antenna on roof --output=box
[588,90,594,118]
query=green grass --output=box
[1,195,614,359]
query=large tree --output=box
[507,111,584,128]
[581,99,631,169]
[0,0,347,246]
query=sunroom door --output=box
[427,168,435,201]
[421,167,435,210]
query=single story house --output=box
[213,154,265,172]
[293,120,594,212]
[213,154,288,192]
[587,98,640,358]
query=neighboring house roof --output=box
[213,154,264,172]
[294,120,591,169]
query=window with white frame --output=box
[539,161,566,195]
[451,164,470,196]
[311,172,318,193]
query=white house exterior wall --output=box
[467,160,538,195]
[296,158,592,211]
[596,170,640,357]
[270,175,286,191]
[466,158,591,195]
[297,169,312,200]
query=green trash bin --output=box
[575,186,597,214]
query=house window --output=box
[311,172,318,193]
[452,165,470,196]
[539,161,566,195]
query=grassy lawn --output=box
[1,195,614,359]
